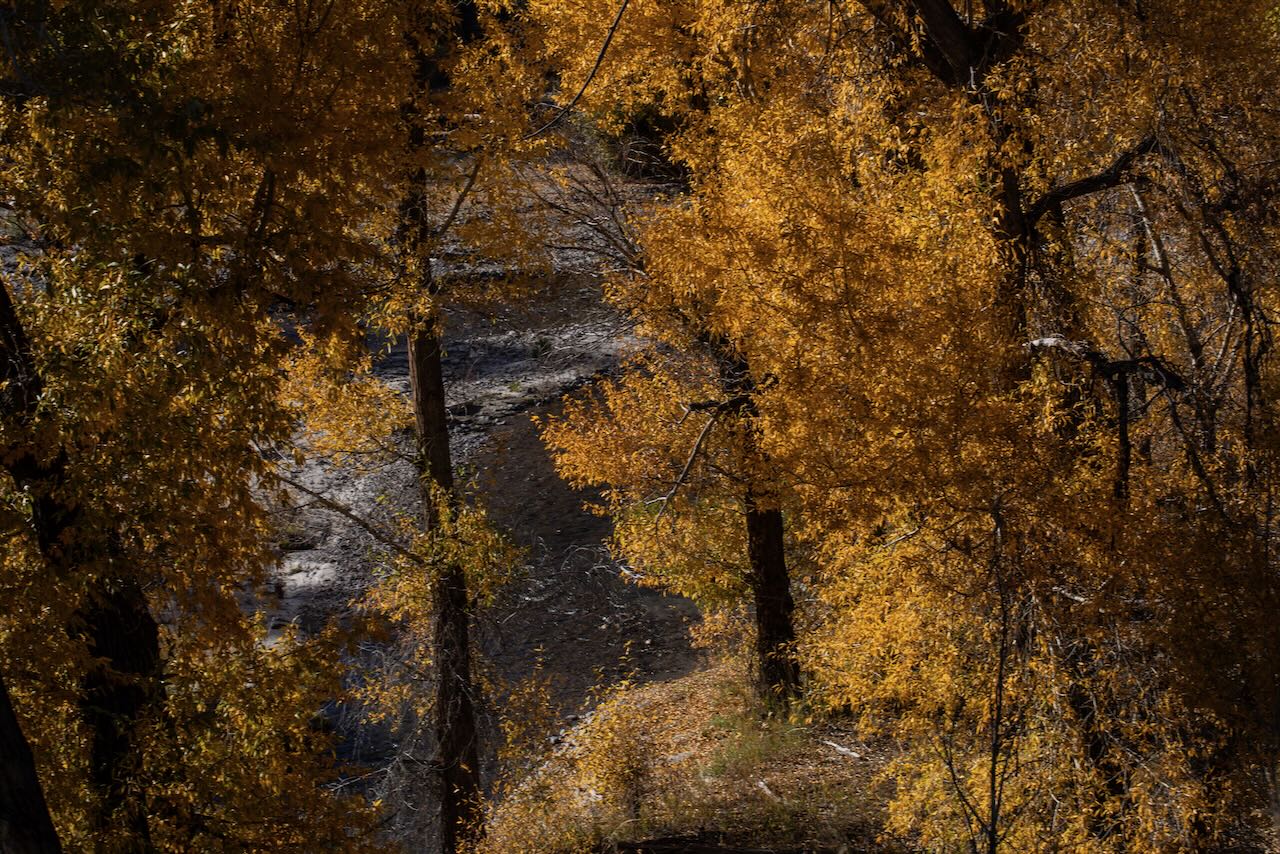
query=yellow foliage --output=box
[532,0,1280,848]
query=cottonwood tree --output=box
[337,2,550,850]
[543,338,803,700]
[530,0,1280,849]
[0,0,411,848]
[517,42,805,699]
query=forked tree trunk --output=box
[408,307,482,854]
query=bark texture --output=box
[409,315,482,853]
[743,496,799,698]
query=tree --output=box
[543,340,802,700]
[521,60,804,698]
[355,2,551,848]
[0,283,62,852]
[0,0,410,847]
[531,0,1280,848]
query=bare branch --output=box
[1158,387,1229,522]
[433,156,484,239]
[1130,185,1204,375]
[649,390,758,524]
[653,412,719,525]
[273,471,426,566]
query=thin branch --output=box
[434,156,484,239]
[1159,387,1229,523]
[273,471,426,566]
[1129,185,1203,374]
[523,0,630,140]
[1208,305,1242,403]
[653,412,720,525]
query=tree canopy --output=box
[534,0,1280,848]
[3,0,1280,851]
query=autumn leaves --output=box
[1,1,1279,852]
[536,0,1280,850]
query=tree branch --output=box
[857,0,961,84]
[649,389,758,524]
[1025,335,1185,390]
[433,156,483,239]
[652,411,720,525]
[523,0,630,140]
[1026,136,1160,226]
[273,471,427,566]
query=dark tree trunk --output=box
[0,279,161,850]
[79,581,161,849]
[743,494,799,700]
[408,316,455,495]
[397,10,497,848]
[400,9,485,838]
[429,559,482,854]
[0,285,61,852]
[0,672,62,853]
[408,312,482,854]
[715,351,799,701]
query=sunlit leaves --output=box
[533,0,1280,848]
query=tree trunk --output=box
[715,350,799,701]
[2,280,164,846]
[79,581,161,849]
[0,672,62,853]
[408,309,482,853]
[408,314,455,496]
[18,449,162,847]
[398,11,491,846]
[743,494,798,700]
[0,279,169,851]
[429,559,482,854]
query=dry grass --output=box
[480,661,910,853]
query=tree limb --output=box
[857,0,958,83]
[1026,136,1160,226]
[433,156,484,239]
[273,471,427,566]
[652,411,719,525]
[1025,335,1185,390]
[523,0,630,140]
